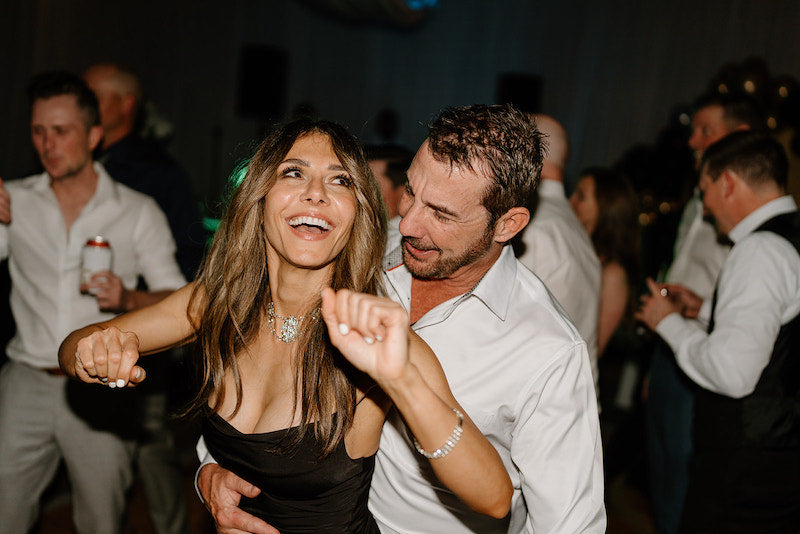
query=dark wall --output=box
[2,0,799,204]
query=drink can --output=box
[81,236,113,294]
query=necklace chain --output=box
[267,301,319,343]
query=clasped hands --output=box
[635,278,703,331]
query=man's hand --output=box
[660,283,703,319]
[0,178,10,224]
[197,463,279,534]
[83,270,129,312]
[635,278,684,331]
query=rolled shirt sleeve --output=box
[131,196,186,291]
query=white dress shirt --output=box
[657,196,800,398]
[386,214,402,250]
[195,235,605,533]
[0,163,186,368]
[516,179,601,389]
[370,243,606,534]
[666,191,730,299]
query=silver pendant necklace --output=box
[267,301,319,343]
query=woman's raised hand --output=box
[69,326,146,388]
[320,288,410,383]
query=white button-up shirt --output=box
[370,243,606,533]
[516,180,601,389]
[0,163,186,368]
[666,191,730,298]
[657,196,800,398]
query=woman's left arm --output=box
[321,288,512,518]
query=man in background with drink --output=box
[83,62,204,281]
[0,71,185,534]
[84,62,198,534]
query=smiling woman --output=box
[58,117,513,532]
[191,122,384,450]
[264,132,359,271]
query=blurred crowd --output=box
[1,57,800,534]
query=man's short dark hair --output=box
[693,92,765,131]
[702,130,788,191]
[427,104,545,224]
[27,70,100,128]
[363,144,414,188]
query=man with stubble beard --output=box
[198,105,605,534]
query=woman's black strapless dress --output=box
[202,413,379,533]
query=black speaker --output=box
[496,72,543,114]
[237,45,288,119]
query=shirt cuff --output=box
[194,436,218,505]
[698,298,712,325]
[654,312,686,353]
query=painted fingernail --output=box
[364,337,374,344]
[135,368,143,380]
[660,288,669,297]
[375,335,383,342]
[108,381,117,389]
[116,379,126,388]
[100,377,108,384]
[338,323,349,335]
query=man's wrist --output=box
[195,462,211,505]
[195,436,218,504]
[655,312,685,343]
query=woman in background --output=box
[570,167,641,356]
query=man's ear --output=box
[121,94,137,117]
[87,125,103,152]
[493,207,530,244]
[720,169,742,199]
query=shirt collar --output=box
[537,179,565,200]
[383,244,517,322]
[467,245,517,320]
[30,170,52,193]
[728,195,798,243]
[33,162,117,204]
[90,162,119,205]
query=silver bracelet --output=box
[412,407,465,459]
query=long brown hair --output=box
[187,118,387,454]
[582,167,641,317]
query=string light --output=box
[767,117,777,129]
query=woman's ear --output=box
[492,207,530,244]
